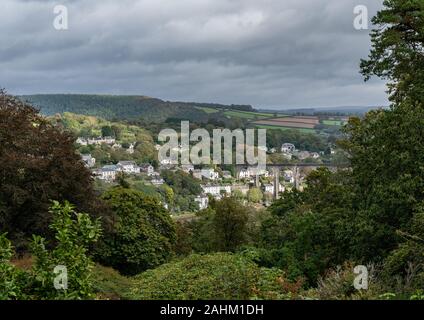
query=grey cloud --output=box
[0,0,388,108]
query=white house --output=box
[283,170,295,184]
[201,185,221,196]
[239,167,269,179]
[181,164,194,173]
[263,183,284,194]
[311,152,320,159]
[76,137,88,146]
[87,136,116,145]
[140,164,155,176]
[94,165,118,181]
[201,168,219,181]
[239,168,253,179]
[126,143,136,154]
[249,167,270,177]
[281,143,296,154]
[160,158,174,165]
[81,154,96,168]
[195,195,209,210]
[117,161,140,174]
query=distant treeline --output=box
[18,94,253,123]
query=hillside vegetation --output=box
[20,94,253,123]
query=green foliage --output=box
[266,129,327,152]
[96,187,176,275]
[131,253,297,300]
[91,265,134,300]
[191,197,250,253]
[211,197,249,251]
[29,201,102,299]
[101,125,114,137]
[0,93,101,250]
[248,188,263,203]
[259,169,357,285]
[360,0,424,103]
[21,94,220,123]
[161,170,202,196]
[0,201,101,300]
[0,234,28,300]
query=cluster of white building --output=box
[76,136,116,146]
[92,161,158,182]
[280,143,320,160]
[77,137,136,154]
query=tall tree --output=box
[0,91,100,250]
[360,0,424,103]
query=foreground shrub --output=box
[0,201,101,300]
[131,253,300,300]
[96,187,176,275]
[0,234,29,299]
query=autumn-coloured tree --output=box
[0,90,101,251]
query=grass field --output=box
[322,120,346,126]
[195,106,220,114]
[253,124,317,133]
[223,110,274,119]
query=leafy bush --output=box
[131,253,299,300]
[131,253,258,300]
[96,187,176,275]
[0,234,28,300]
[29,201,102,299]
[0,201,101,300]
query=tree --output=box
[232,189,245,200]
[101,125,114,137]
[248,188,263,203]
[360,0,424,104]
[95,187,176,275]
[260,169,356,285]
[0,91,101,250]
[159,185,174,206]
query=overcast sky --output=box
[1,0,388,109]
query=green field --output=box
[323,120,345,126]
[223,110,275,119]
[195,106,220,114]
[253,124,317,134]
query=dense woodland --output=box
[1,0,424,300]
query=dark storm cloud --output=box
[0,0,387,108]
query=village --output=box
[77,137,328,210]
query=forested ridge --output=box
[19,94,254,123]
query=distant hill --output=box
[19,94,254,123]
[259,106,386,116]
